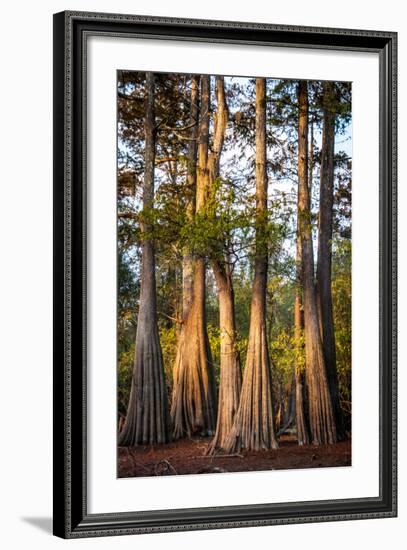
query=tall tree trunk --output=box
[172,76,199,390]
[224,78,278,453]
[297,80,336,445]
[209,262,242,451]
[171,75,217,438]
[294,233,309,445]
[119,72,171,446]
[316,81,344,438]
[182,75,199,319]
[205,77,242,453]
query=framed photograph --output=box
[53,10,397,538]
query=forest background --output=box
[117,72,352,470]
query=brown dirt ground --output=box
[118,435,351,478]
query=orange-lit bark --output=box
[224,78,278,452]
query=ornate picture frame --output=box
[53,11,397,538]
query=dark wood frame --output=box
[53,10,397,538]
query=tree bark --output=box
[204,77,242,453]
[173,76,199,388]
[182,76,199,319]
[316,81,344,438]
[119,72,171,446]
[224,78,278,453]
[171,75,217,438]
[294,233,309,445]
[209,262,242,451]
[297,80,337,445]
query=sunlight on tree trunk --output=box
[172,76,200,392]
[224,78,278,453]
[209,263,242,452]
[182,75,199,319]
[294,232,309,445]
[171,75,217,438]
[199,77,242,454]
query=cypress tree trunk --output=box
[206,77,242,453]
[294,234,309,445]
[173,76,199,392]
[316,81,344,438]
[171,75,217,438]
[297,80,336,445]
[119,72,171,446]
[209,263,242,452]
[182,75,199,319]
[224,78,278,453]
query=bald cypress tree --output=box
[182,75,199,320]
[207,77,242,453]
[119,72,171,446]
[172,76,200,394]
[316,81,344,438]
[294,228,309,445]
[224,78,278,453]
[297,80,336,445]
[171,75,217,439]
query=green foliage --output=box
[159,325,178,387]
[207,324,221,384]
[332,239,352,421]
[270,329,296,386]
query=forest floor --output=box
[117,435,351,478]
